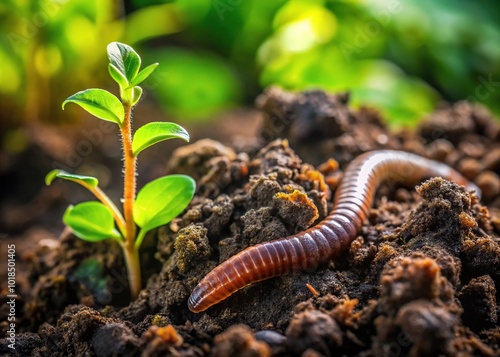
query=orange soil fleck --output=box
[156,325,183,346]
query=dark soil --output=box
[1,87,499,356]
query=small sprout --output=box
[106,42,159,103]
[46,42,195,299]
[107,42,141,84]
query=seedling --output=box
[46,42,195,299]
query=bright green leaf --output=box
[46,169,98,188]
[62,89,124,125]
[131,86,143,106]
[132,122,189,156]
[131,63,159,86]
[134,175,195,232]
[63,202,121,242]
[108,63,128,89]
[107,42,141,84]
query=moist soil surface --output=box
[1,87,499,356]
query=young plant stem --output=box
[123,243,141,300]
[120,102,141,299]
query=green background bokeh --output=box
[1,0,499,136]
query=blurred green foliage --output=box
[70,258,107,296]
[1,0,499,132]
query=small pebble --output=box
[457,158,483,180]
[428,139,454,161]
[481,147,500,171]
[475,171,500,202]
[254,330,286,347]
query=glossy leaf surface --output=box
[134,175,195,232]
[45,170,98,188]
[107,42,141,84]
[62,89,124,124]
[131,63,159,86]
[63,201,121,242]
[108,63,128,89]
[132,122,189,156]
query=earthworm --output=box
[188,150,480,312]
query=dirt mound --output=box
[1,88,499,356]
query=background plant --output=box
[0,0,185,129]
[46,42,195,299]
[1,0,499,137]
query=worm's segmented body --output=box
[188,150,480,312]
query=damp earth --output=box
[1,88,499,356]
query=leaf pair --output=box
[47,171,195,244]
[108,42,158,105]
[62,42,188,157]
[46,170,118,242]
[62,42,159,126]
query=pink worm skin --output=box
[188,150,481,313]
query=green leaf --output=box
[134,175,195,232]
[132,122,189,156]
[62,89,124,125]
[108,63,128,89]
[107,42,141,84]
[63,202,121,242]
[131,86,143,106]
[131,63,159,86]
[46,170,98,188]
